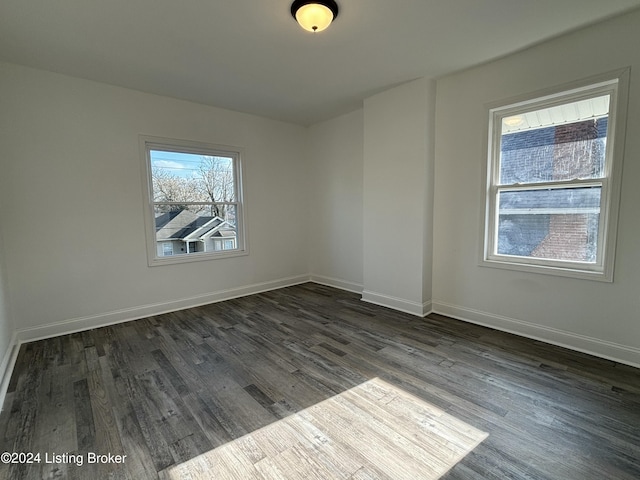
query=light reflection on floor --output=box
[162,377,488,479]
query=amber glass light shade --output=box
[291,1,339,32]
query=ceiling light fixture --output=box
[503,115,525,127]
[291,0,339,33]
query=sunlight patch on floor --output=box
[160,377,488,479]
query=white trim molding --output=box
[480,68,630,283]
[309,275,363,294]
[362,290,432,317]
[1,275,310,409]
[5,277,636,409]
[14,275,310,345]
[139,135,249,267]
[0,332,19,412]
[432,300,640,368]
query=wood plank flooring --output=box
[161,377,487,480]
[0,283,639,479]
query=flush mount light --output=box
[291,0,339,32]
[503,115,525,127]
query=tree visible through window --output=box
[483,72,628,281]
[140,137,246,265]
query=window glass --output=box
[140,137,246,265]
[483,72,628,281]
[497,187,601,262]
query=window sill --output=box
[148,249,249,267]
[479,257,612,282]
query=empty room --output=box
[1,1,639,479]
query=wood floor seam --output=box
[0,283,638,479]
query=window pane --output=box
[497,187,601,262]
[150,150,236,203]
[154,204,238,257]
[499,96,609,185]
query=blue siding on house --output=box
[499,118,607,185]
[496,118,606,259]
[498,214,550,257]
[499,187,601,211]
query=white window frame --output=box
[481,69,629,282]
[139,135,248,266]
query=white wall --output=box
[308,110,364,291]
[2,8,639,376]
[362,78,436,315]
[0,62,310,340]
[433,10,640,366]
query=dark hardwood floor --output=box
[0,283,638,479]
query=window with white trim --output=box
[140,136,247,266]
[482,71,628,281]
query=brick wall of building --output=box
[498,118,606,261]
[530,214,590,261]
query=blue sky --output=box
[150,150,202,179]
[150,150,235,183]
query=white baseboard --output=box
[309,275,363,294]
[362,290,432,317]
[432,301,640,369]
[1,274,308,410]
[0,332,19,412]
[15,274,311,345]
[6,277,636,409]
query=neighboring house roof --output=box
[154,210,185,231]
[182,217,227,241]
[155,210,235,242]
[212,228,236,238]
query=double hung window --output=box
[140,136,246,266]
[482,71,628,281]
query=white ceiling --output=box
[1,0,639,126]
